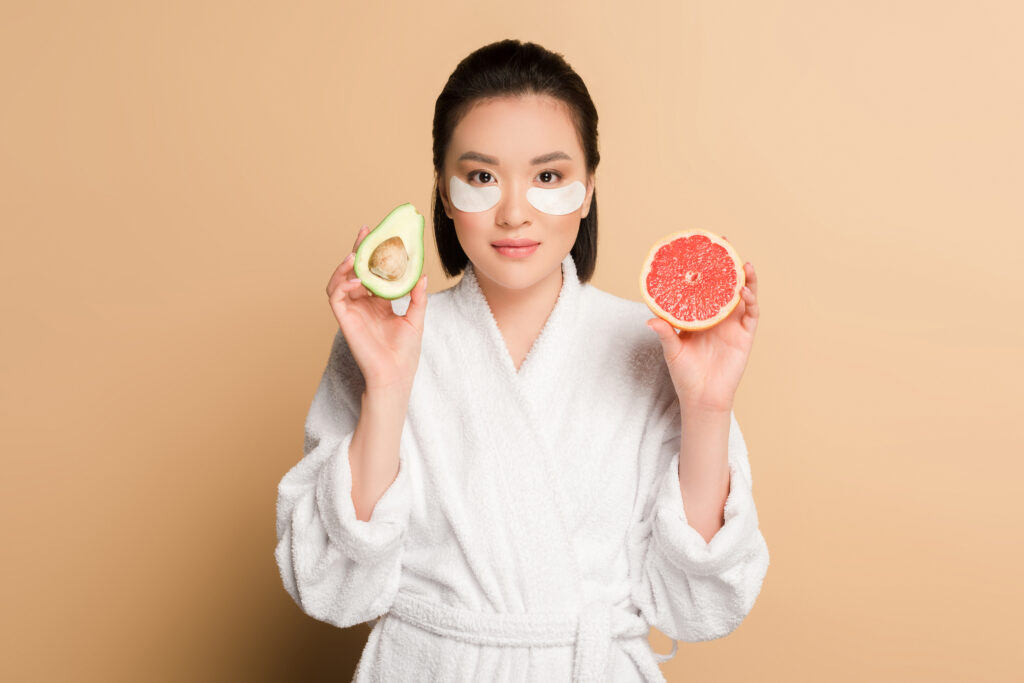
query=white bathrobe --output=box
[275,252,770,682]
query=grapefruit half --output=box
[640,230,746,331]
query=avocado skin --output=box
[352,202,425,300]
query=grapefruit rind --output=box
[639,229,746,331]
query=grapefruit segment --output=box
[640,230,746,331]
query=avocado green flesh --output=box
[353,202,425,300]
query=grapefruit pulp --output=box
[639,230,746,331]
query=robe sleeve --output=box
[274,328,413,628]
[629,382,770,644]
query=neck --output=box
[475,265,564,367]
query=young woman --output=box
[275,39,769,682]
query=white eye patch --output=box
[449,175,500,212]
[448,175,587,216]
[526,180,586,215]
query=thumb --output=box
[647,318,681,350]
[404,273,428,330]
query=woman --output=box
[275,39,769,682]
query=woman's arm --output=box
[350,388,409,521]
[676,405,733,543]
[275,330,413,628]
[629,387,770,644]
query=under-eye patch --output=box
[526,181,586,216]
[449,175,501,213]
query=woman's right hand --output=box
[326,224,429,396]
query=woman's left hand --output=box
[647,261,759,413]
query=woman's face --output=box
[438,93,594,293]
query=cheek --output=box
[453,214,493,247]
[536,214,583,252]
[554,215,583,243]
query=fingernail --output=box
[344,252,354,262]
[348,277,361,283]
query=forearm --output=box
[348,389,409,522]
[677,404,732,543]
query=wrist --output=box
[680,400,732,421]
[362,385,411,409]
[364,375,413,399]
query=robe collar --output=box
[451,251,583,391]
[447,251,590,606]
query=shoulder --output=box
[578,283,671,387]
[581,283,652,327]
[581,285,682,432]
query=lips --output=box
[492,239,539,247]
[492,242,539,258]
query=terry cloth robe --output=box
[275,252,770,682]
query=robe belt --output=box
[387,590,678,682]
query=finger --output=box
[741,285,758,332]
[337,277,367,293]
[351,224,370,253]
[340,251,355,275]
[326,252,357,296]
[343,276,374,302]
[329,267,373,302]
[652,318,693,339]
[647,317,687,355]
[743,262,757,296]
[329,278,364,310]
[404,274,429,330]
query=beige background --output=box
[2,1,1022,681]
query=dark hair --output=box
[431,39,600,283]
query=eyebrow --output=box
[457,150,572,165]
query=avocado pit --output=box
[368,236,409,281]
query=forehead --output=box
[448,94,582,164]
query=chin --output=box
[475,249,563,291]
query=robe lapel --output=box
[451,253,582,401]
[449,254,590,610]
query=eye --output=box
[537,170,563,184]
[468,170,494,184]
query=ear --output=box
[580,174,595,219]
[437,173,454,219]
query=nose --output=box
[494,179,531,228]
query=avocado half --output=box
[353,202,425,300]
